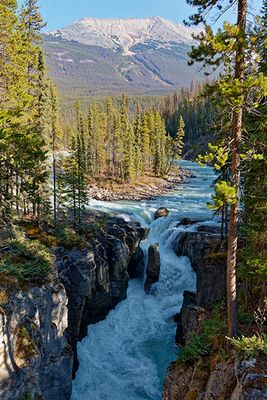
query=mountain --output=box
[43,17,204,98]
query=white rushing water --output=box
[71,161,216,400]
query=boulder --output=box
[154,207,169,220]
[144,244,161,293]
[128,246,145,278]
[57,236,130,374]
[107,217,147,278]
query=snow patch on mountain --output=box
[49,17,199,56]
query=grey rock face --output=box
[163,222,266,400]
[231,358,267,400]
[174,225,226,308]
[175,290,208,345]
[56,218,145,375]
[0,284,73,400]
[144,244,161,293]
[0,217,145,399]
[154,207,170,220]
[204,360,236,400]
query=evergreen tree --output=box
[20,0,46,42]
[134,109,143,176]
[113,114,124,178]
[259,0,267,74]
[59,135,88,227]
[165,116,185,174]
[49,83,60,224]
[123,124,135,182]
[153,111,166,176]
[240,2,267,308]
[141,113,151,172]
[187,0,267,335]
[105,97,115,175]
[35,49,50,139]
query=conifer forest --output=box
[0,1,266,400]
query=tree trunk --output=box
[52,133,57,226]
[53,155,57,224]
[227,0,247,337]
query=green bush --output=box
[178,305,227,364]
[178,332,211,363]
[237,307,254,325]
[54,226,88,248]
[0,236,54,283]
[228,334,267,359]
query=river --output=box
[71,161,216,400]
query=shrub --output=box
[178,304,227,364]
[56,226,84,248]
[178,332,211,363]
[227,334,267,359]
[237,307,254,325]
[0,235,54,283]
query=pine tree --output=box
[87,105,95,177]
[123,124,135,182]
[59,135,88,228]
[141,112,151,172]
[165,116,185,174]
[134,109,143,176]
[187,0,267,336]
[76,134,87,225]
[20,0,46,43]
[259,0,267,74]
[152,112,167,177]
[240,2,267,308]
[35,49,50,139]
[0,0,49,222]
[147,110,155,169]
[113,114,124,178]
[105,97,115,175]
[49,83,61,224]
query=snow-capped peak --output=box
[48,16,199,56]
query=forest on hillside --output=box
[0,0,215,227]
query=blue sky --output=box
[17,0,263,31]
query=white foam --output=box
[72,161,216,400]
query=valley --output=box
[43,17,204,97]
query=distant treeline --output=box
[62,81,216,159]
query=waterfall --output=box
[71,161,216,400]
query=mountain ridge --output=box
[43,16,204,98]
[48,16,199,56]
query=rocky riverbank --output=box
[87,170,191,201]
[0,215,147,400]
[162,219,267,400]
